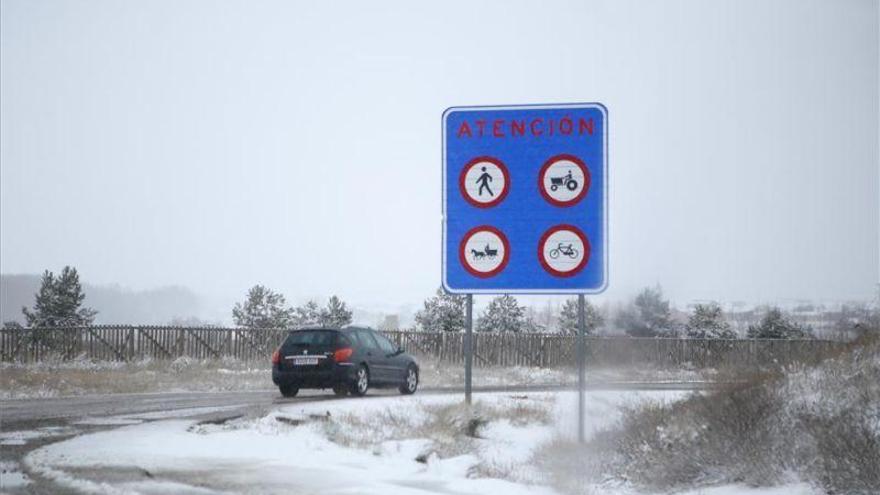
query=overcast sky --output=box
[2,0,878,312]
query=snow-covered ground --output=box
[20,391,818,495]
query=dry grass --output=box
[0,357,270,398]
[1,351,712,399]
[322,396,553,462]
[535,334,880,494]
[414,352,711,389]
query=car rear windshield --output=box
[282,330,339,348]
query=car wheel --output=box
[399,365,418,395]
[279,384,299,398]
[332,384,348,397]
[350,365,369,397]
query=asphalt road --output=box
[1,381,711,429]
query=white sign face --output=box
[538,154,590,207]
[459,157,509,208]
[458,226,509,278]
[538,225,590,277]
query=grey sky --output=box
[2,0,878,312]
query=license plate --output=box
[293,357,319,366]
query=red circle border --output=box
[458,225,510,278]
[537,154,591,208]
[459,156,510,209]
[537,224,591,278]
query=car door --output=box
[370,330,406,384]
[353,329,389,383]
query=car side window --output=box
[372,332,397,355]
[354,330,379,351]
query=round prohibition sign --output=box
[459,156,510,208]
[458,225,510,278]
[538,154,591,207]
[538,224,591,277]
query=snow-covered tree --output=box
[557,298,603,335]
[232,285,295,328]
[22,267,97,327]
[685,303,735,339]
[616,286,675,337]
[415,288,466,332]
[477,295,525,333]
[747,307,812,339]
[292,300,321,327]
[319,295,352,327]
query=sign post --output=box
[442,103,607,441]
[465,294,473,405]
[577,294,586,442]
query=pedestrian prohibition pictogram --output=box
[442,102,607,294]
[459,156,510,208]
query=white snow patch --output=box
[0,460,31,489]
[25,391,678,494]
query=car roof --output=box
[339,326,375,333]
[287,326,378,334]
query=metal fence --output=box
[0,326,849,369]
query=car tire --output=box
[350,365,369,397]
[332,384,348,397]
[399,365,418,395]
[279,384,299,398]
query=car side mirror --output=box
[396,345,404,355]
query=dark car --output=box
[271,326,419,398]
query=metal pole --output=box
[577,294,586,443]
[465,293,473,405]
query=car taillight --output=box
[333,347,353,363]
[271,349,281,365]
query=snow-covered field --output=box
[18,391,819,495]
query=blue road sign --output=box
[442,103,607,294]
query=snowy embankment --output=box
[23,390,818,495]
[1,355,708,399]
[545,336,880,494]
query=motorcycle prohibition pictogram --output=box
[548,242,579,259]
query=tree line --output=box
[415,286,878,339]
[231,285,352,329]
[6,267,876,339]
[2,270,355,331]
